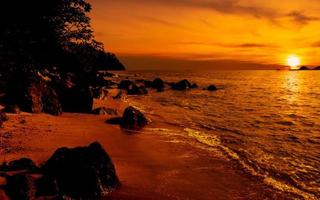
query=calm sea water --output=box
[122,70,320,199]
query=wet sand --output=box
[0,98,292,199]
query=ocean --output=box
[120,70,320,199]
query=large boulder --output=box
[171,79,192,90]
[121,106,149,130]
[118,80,134,90]
[5,174,31,200]
[207,85,218,91]
[5,71,62,116]
[37,142,120,199]
[0,158,38,172]
[152,78,164,92]
[127,84,148,95]
[58,86,93,113]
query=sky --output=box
[88,0,320,70]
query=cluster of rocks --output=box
[118,77,218,95]
[0,142,120,200]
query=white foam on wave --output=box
[183,128,317,200]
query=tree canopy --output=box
[0,0,125,75]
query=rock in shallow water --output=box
[207,85,218,91]
[37,142,120,199]
[171,79,192,90]
[121,106,149,130]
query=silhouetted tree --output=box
[0,0,124,78]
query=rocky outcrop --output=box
[118,80,134,90]
[171,79,192,90]
[207,85,218,91]
[121,106,149,130]
[37,142,120,199]
[0,158,38,172]
[5,71,62,116]
[5,174,31,200]
[152,78,165,92]
[1,143,119,200]
[58,86,93,113]
[127,85,148,95]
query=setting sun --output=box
[287,55,301,69]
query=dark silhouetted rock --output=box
[59,86,93,113]
[5,71,62,116]
[191,83,198,89]
[5,174,31,200]
[152,78,164,92]
[127,85,148,95]
[121,106,149,130]
[4,104,21,114]
[0,158,38,172]
[37,142,119,199]
[171,79,192,90]
[299,66,310,70]
[207,85,218,91]
[118,80,134,90]
[0,111,8,126]
[143,80,153,88]
[92,87,108,100]
[92,107,118,115]
[105,117,123,125]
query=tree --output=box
[0,0,124,77]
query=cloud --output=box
[287,11,320,25]
[136,16,194,31]
[176,42,276,48]
[311,41,320,47]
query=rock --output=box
[37,142,119,199]
[0,158,38,172]
[121,106,149,130]
[5,174,31,200]
[92,107,118,116]
[59,86,93,113]
[4,104,20,114]
[92,87,108,100]
[152,78,164,92]
[127,85,148,95]
[171,79,192,90]
[143,80,153,88]
[105,117,123,125]
[5,70,62,116]
[191,83,198,89]
[0,111,8,127]
[118,80,134,90]
[207,85,218,91]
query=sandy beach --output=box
[0,95,295,200]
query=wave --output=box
[183,128,318,200]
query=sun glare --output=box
[287,55,301,69]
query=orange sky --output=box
[89,0,320,70]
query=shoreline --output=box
[0,96,295,199]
